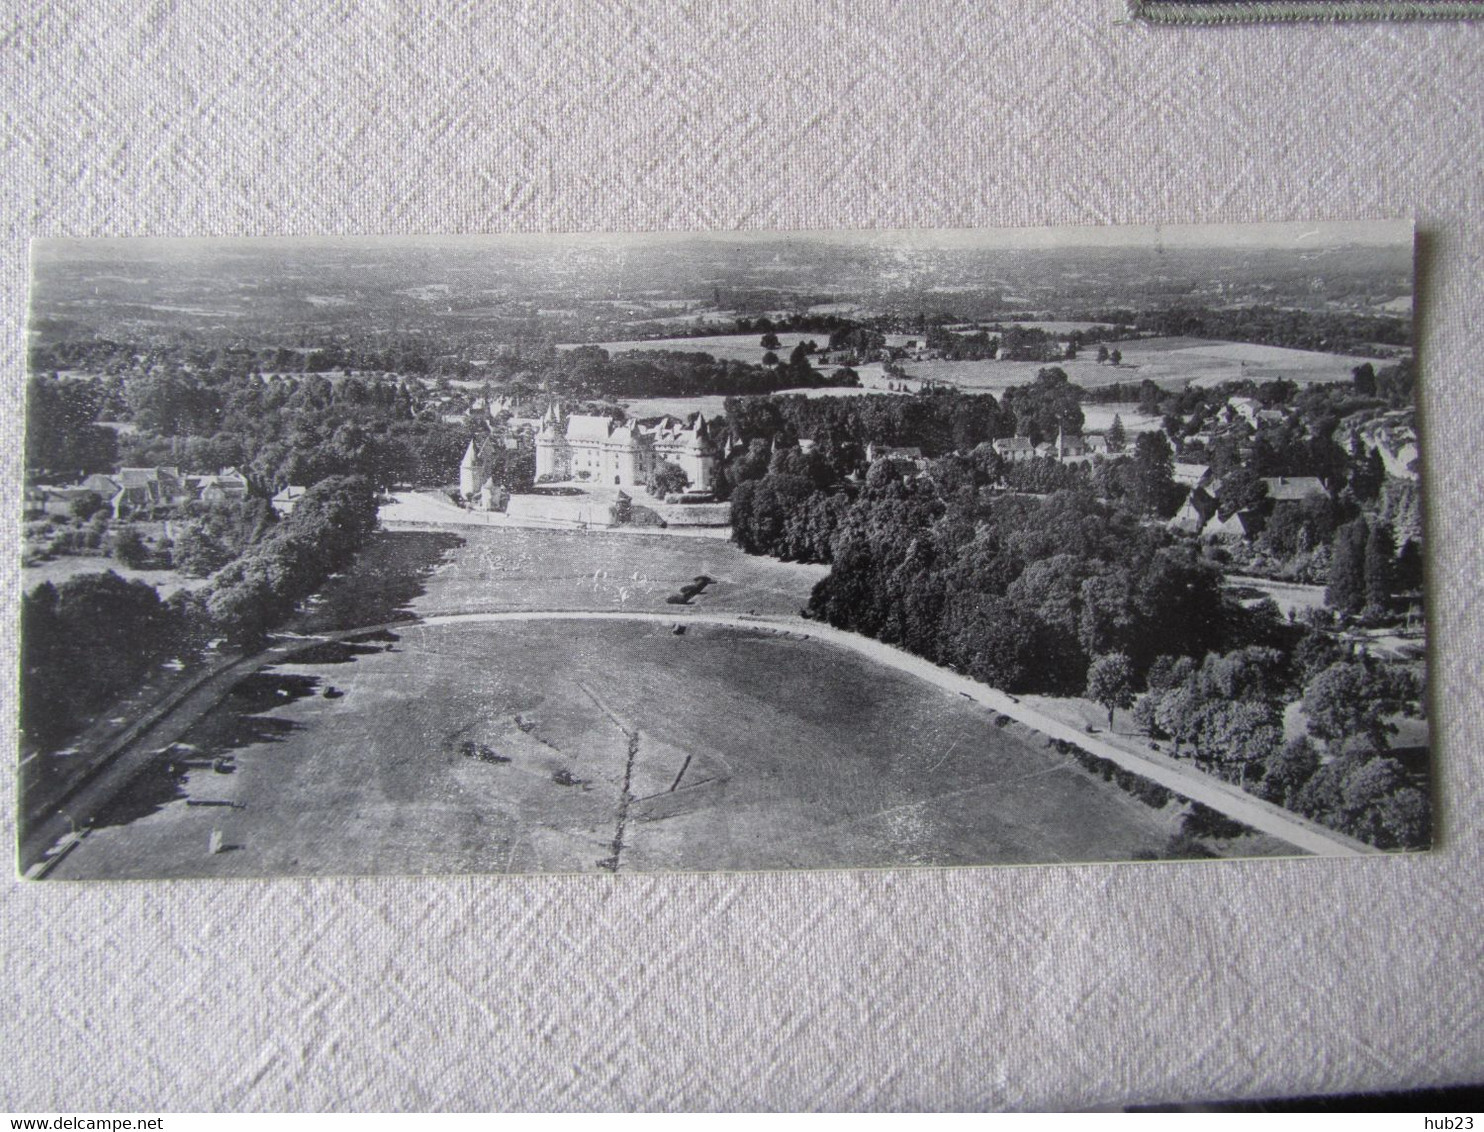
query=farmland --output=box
[562,331,1386,427]
[887,337,1383,395]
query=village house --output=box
[28,486,96,519]
[1173,462,1213,489]
[864,442,926,468]
[72,467,190,518]
[1167,487,1218,535]
[271,485,308,515]
[1226,397,1263,426]
[1260,475,1328,503]
[486,396,547,444]
[1031,429,1110,463]
[187,468,251,505]
[22,487,48,519]
[992,436,1035,463]
[1344,412,1420,481]
[1201,509,1263,542]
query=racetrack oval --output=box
[49,617,1208,879]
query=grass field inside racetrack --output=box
[51,619,1200,879]
[297,525,831,633]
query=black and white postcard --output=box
[18,221,1428,879]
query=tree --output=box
[1127,431,1176,517]
[759,331,781,350]
[20,571,180,750]
[70,491,106,521]
[1137,379,1161,416]
[1302,660,1402,750]
[1133,549,1225,663]
[126,369,222,437]
[112,527,150,569]
[1215,467,1268,520]
[172,524,234,577]
[1363,521,1396,612]
[25,376,119,480]
[1086,652,1136,729]
[1197,646,1288,707]
[1326,518,1369,615]
[1146,654,1197,694]
[1096,345,1110,365]
[1109,348,1123,367]
[1374,786,1430,849]
[647,460,690,497]
[1193,700,1283,784]
[1106,414,1126,452]
[1078,571,1137,659]
[1348,446,1386,502]
[1259,735,1320,806]
[1002,367,1084,445]
[761,351,780,367]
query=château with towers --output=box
[460,404,719,500]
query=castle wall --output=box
[654,442,715,492]
[530,412,715,490]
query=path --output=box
[22,608,1373,876]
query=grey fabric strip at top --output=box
[1131,0,1484,21]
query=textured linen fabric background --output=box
[2,0,1481,1112]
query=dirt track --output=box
[24,606,1370,877]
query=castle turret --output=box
[536,403,567,481]
[459,440,480,495]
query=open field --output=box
[547,334,1381,420]
[619,385,889,420]
[559,332,825,365]
[48,619,1194,878]
[20,555,213,601]
[1079,405,1162,435]
[404,525,827,617]
[1223,575,1328,619]
[895,337,1384,394]
[298,525,829,630]
[989,320,1106,335]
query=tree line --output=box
[26,371,469,491]
[20,477,380,753]
[717,376,1429,849]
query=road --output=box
[21,608,1373,876]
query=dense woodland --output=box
[719,364,1428,849]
